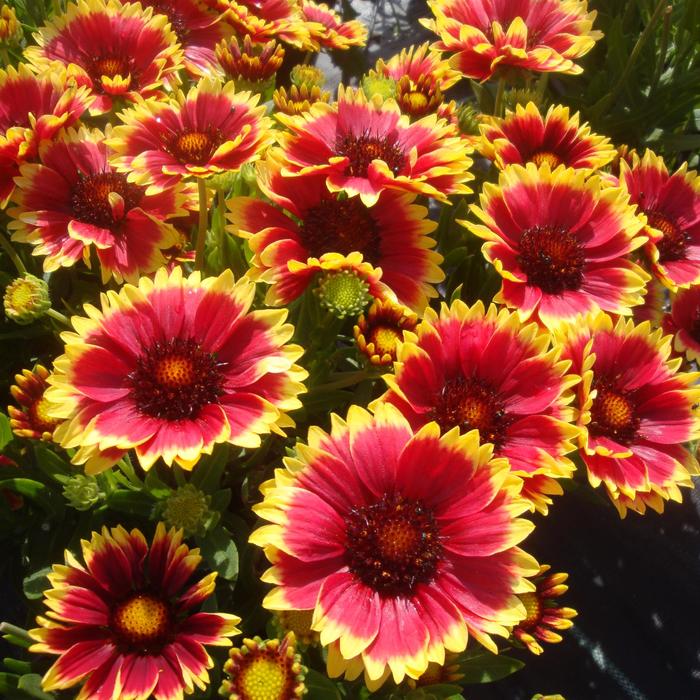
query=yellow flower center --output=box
[370,325,401,356]
[112,594,170,647]
[531,151,561,169]
[519,592,543,628]
[277,610,314,637]
[7,280,33,309]
[405,90,429,112]
[239,656,289,700]
[589,379,639,444]
[155,355,195,388]
[29,395,60,434]
[168,128,224,165]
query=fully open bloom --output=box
[374,301,579,513]
[479,102,615,172]
[29,523,240,700]
[556,312,700,516]
[9,127,185,282]
[25,0,184,115]
[108,78,273,192]
[8,365,62,441]
[619,150,700,290]
[274,86,473,206]
[300,1,367,50]
[668,286,700,362]
[464,163,649,330]
[250,403,538,689]
[46,267,307,473]
[0,63,92,205]
[227,154,444,311]
[423,0,602,81]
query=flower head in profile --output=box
[274,86,473,206]
[556,312,700,517]
[513,565,577,655]
[8,365,62,441]
[25,0,184,115]
[354,300,418,366]
[479,102,615,172]
[251,403,538,689]
[0,63,92,205]
[108,78,274,192]
[30,523,240,700]
[216,35,285,87]
[465,163,649,330]
[9,127,185,282]
[669,286,700,362]
[0,4,21,42]
[424,0,602,81]
[375,301,579,514]
[300,1,367,50]
[46,267,307,473]
[273,83,330,116]
[619,150,700,290]
[227,154,443,311]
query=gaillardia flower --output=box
[9,127,185,282]
[8,365,62,441]
[108,78,273,192]
[221,633,305,700]
[3,274,51,325]
[556,312,700,517]
[512,565,577,655]
[274,86,473,206]
[375,301,579,514]
[300,1,367,50]
[29,523,240,700]
[423,0,602,81]
[0,4,21,43]
[46,267,307,473]
[273,83,330,116]
[250,404,538,689]
[354,300,418,366]
[227,155,444,311]
[479,102,615,172]
[0,63,92,205]
[669,286,700,362]
[216,35,285,87]
[619,150,700,290]
[464,163,649,330]
[25,0,184,115]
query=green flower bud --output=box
[503,88,548,112]
[63,474,103,511]
[456,103,481,135]
[3,275,51,325]
[290,64,326,89]
[161,484,212,537]
[361,74,397,101]
[315,270,372,319]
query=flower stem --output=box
[0,231,26,274]
[194,177,209,271]
[46,308,71,327]
[493,76,506,117]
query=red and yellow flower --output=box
[375,301,579,514]
[25,0,184,115]
[464,163,649,330]
[354,300,418,366]
[30,523,240,700]
[9,127,185,282]
[479,102,615,172]
[0,63,92,206]
[556,312,700,517]
[619,150,700,290]
[300,1,367,50]
[46,267,307,473]
[8,365,62,441]
[669,286,700,362]
[424,0,602,81]
[216,34,285,85]
[107,77,273,192]
[227,154,444,311]
[274,86,473,206]
[250,403,538,689]
[273,83,330,116]
[513,565,577,655]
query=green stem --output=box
[194,178,209,271]
[493,76,506,117]
[0,622,33,643]
[309,370,372,392]
[0,46,9,66]
[46,307,71,326]
[0,231,26,274]
[651,5,672,92]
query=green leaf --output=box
[22,567,52,600]
[0,413,12,451]
[197,526,238,581]
[304,669,342,700]
[32,446,72,485]
[190,444,229,493]
[105,490,155,518]
[459,654,524,684]
[17,673,55,699]
[0,479,61,515]
[144,468,171,499]
[2,660,31,675]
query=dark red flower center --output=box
[368,324,402,356]
[86,53,136,90]
[27,396,61,435]
[344,493,442,596]
[429,376,510,449]
[335,130,405,178]
[165,128,225,166]
[517,225,585,294]
[518,591,543,630]
[111,593,171,651]
[299,197,381,264]
[588,379,639,444]
[147,1,190,41]
[530,151,562,169]
[71,172,142,229]
[128,337,226,421]
[646,210,689,263]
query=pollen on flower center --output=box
[430,376,510,449]
[28,396,61,434]
[87,53,134,85]
[239,656,288,700]
[531,151,562,168]
[589,379,640,444]
[299,197,380,263]
[111,593,170,648]
[71,172,142,228]
[370,326,401,355]
[335,130,406,178]
[128,337,226,421]
[517,225,585,294]
[646,210,689,263]
[166,128,224,166]
[518,591,543,629]
[344,493,442,596]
